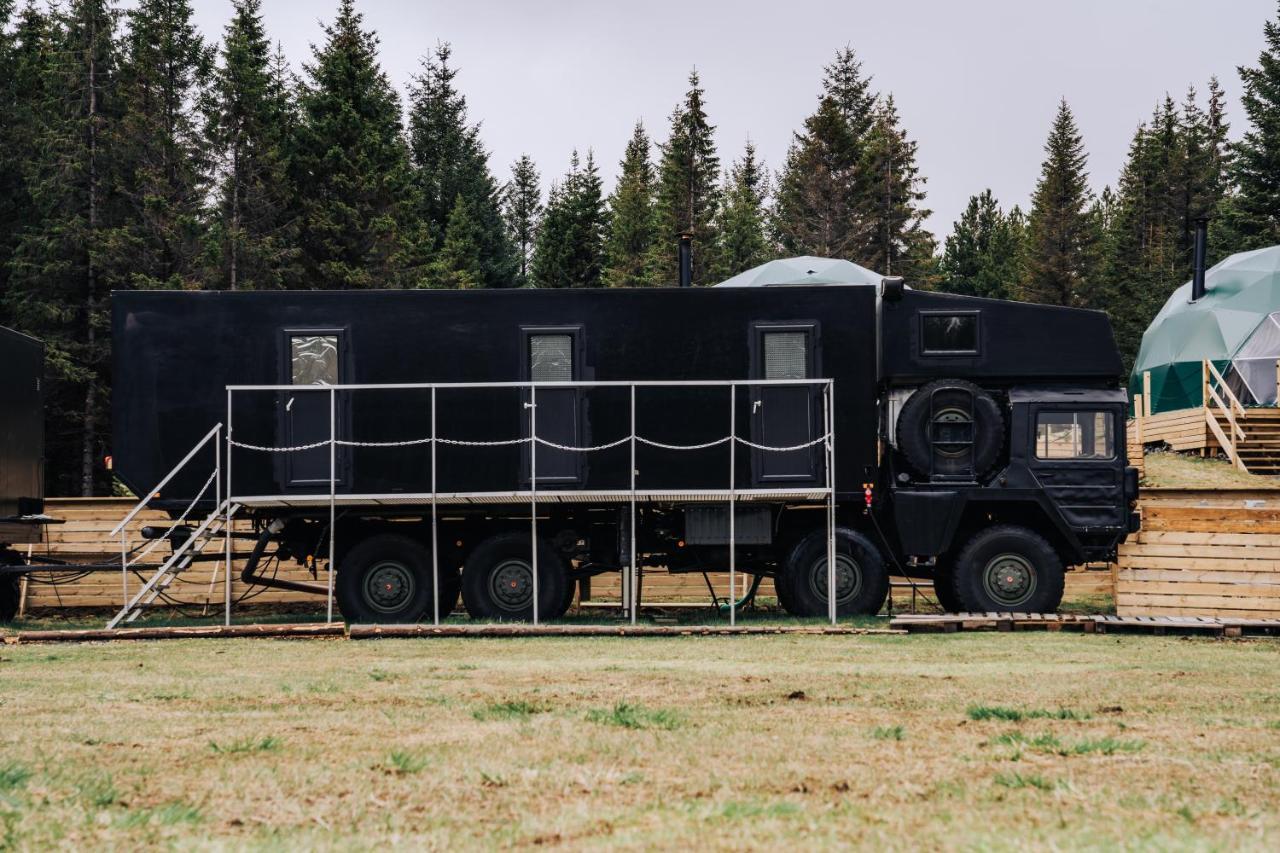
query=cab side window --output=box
[1035,411,1115,460]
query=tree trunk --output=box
[81,14,99,497]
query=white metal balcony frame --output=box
[111,378,837,629]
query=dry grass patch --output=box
[0,632,1278,847]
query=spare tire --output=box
[896,379,1004,478]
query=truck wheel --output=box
[931,566,963,613]
[461,533,567,621]
[896,379,1004,478]
[554,572,577,619]
[781,527,889,617]
[0,575,19,623]
[950,525,1065,613]
[335,534,437,624]
[772,569,795,614]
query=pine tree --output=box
[407,43,515,287]
[1022,100,1098,307]
[602,121,658,287]
[112,0,214,289]
[291,0,421,289]
[5,0,121,495]
[939,190,1025,300]
[207,0,299,290]
[714,140,772,279]
[861,95,934,282]
[1224,5,1280,250]
[531,151,606,288]
[427,194,484,288]
[502,154,541,286]
[651,70,720,286]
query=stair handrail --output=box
[110,422,223,537]
[1203,359,1247,470]
[1204,359,1246,420]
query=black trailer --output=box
[106,280,1138,625]
[0,326,45,620]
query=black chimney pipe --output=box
[678,232,692,288]
[1191,217,1208,301]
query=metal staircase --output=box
[106,499,239,628]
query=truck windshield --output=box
[1035,411,1115,460]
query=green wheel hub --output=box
[808,552,862,607]
[489,558,534,612]
[363,560,416,614]
[982,553,1037,607]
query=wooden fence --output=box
[1115,490,1280,619]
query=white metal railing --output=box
[115,379,838,629]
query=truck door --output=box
[524,328,582,485]
[1030,407,1126,530]
[279,330,346,490]
[750,324,819,485]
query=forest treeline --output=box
[3,0,1280,495]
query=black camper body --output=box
[0,326,44,620]
[110,284,1138,622]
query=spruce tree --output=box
[531,151,606,288]
[5,0,121,495]
[1225,4,1280,250]
[602,121,658,287]
[714,140,772,279]
[206,0,299,290]
[292,0,421,288]
[861,95,934,282]
[427,194,484,288]
[502,154,542,286]
[939,190,1025,300]
[1022,100,1098,306]
[407,43,515,287]
[651,70,720,286]
[112,0,214,289]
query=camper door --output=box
[278,329,349,490]
[750,323,820,485]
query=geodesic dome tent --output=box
[1131,246,1280,413]
[713,255,881,287]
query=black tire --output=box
[461,532,567,621]
[949,525,1065,614]
[896,379,1004,479]
[335,533,438,624]
[554,570,577,619]
[781,527,889,617]
[0,575,19,623]
[931,566,963,613]
[772,568,795,614]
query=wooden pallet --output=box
[890,612,1280,637]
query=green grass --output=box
[473,700,544,722]
[0,632,1275,847]
[870,725,905,741]
[585,702,684,730]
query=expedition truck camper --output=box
[97,279,1138,625]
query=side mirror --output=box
[880,276,906,302]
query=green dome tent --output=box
[1131,246,1280,413]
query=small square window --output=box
[921,313,979,355]
[530,334,573,381]
[290,334,338,385]
[763,331,809,379]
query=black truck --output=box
[103,279,1138,623]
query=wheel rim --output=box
[363,560,416,614]
[932,407,973,458]
[489,558,534,613]
[808,552,862,607]
[982,553,1037,607]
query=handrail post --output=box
[431,386,439,626]
[327,386,336,625]
[629,384,638,625]
[728,385,736,627]
[826,381,836,627]
[225,391,233,626]
[530,384,539,626]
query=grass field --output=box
[1,631,1278,849]
[1141,448,1280,489]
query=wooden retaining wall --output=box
[1115,491,1280,619]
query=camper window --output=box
[763,331,809,379]
[290,334,338,385]
[921,312,979,355]
[530,334,574,382]
[1035,411,1115,460]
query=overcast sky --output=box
[191,0,1276,244]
